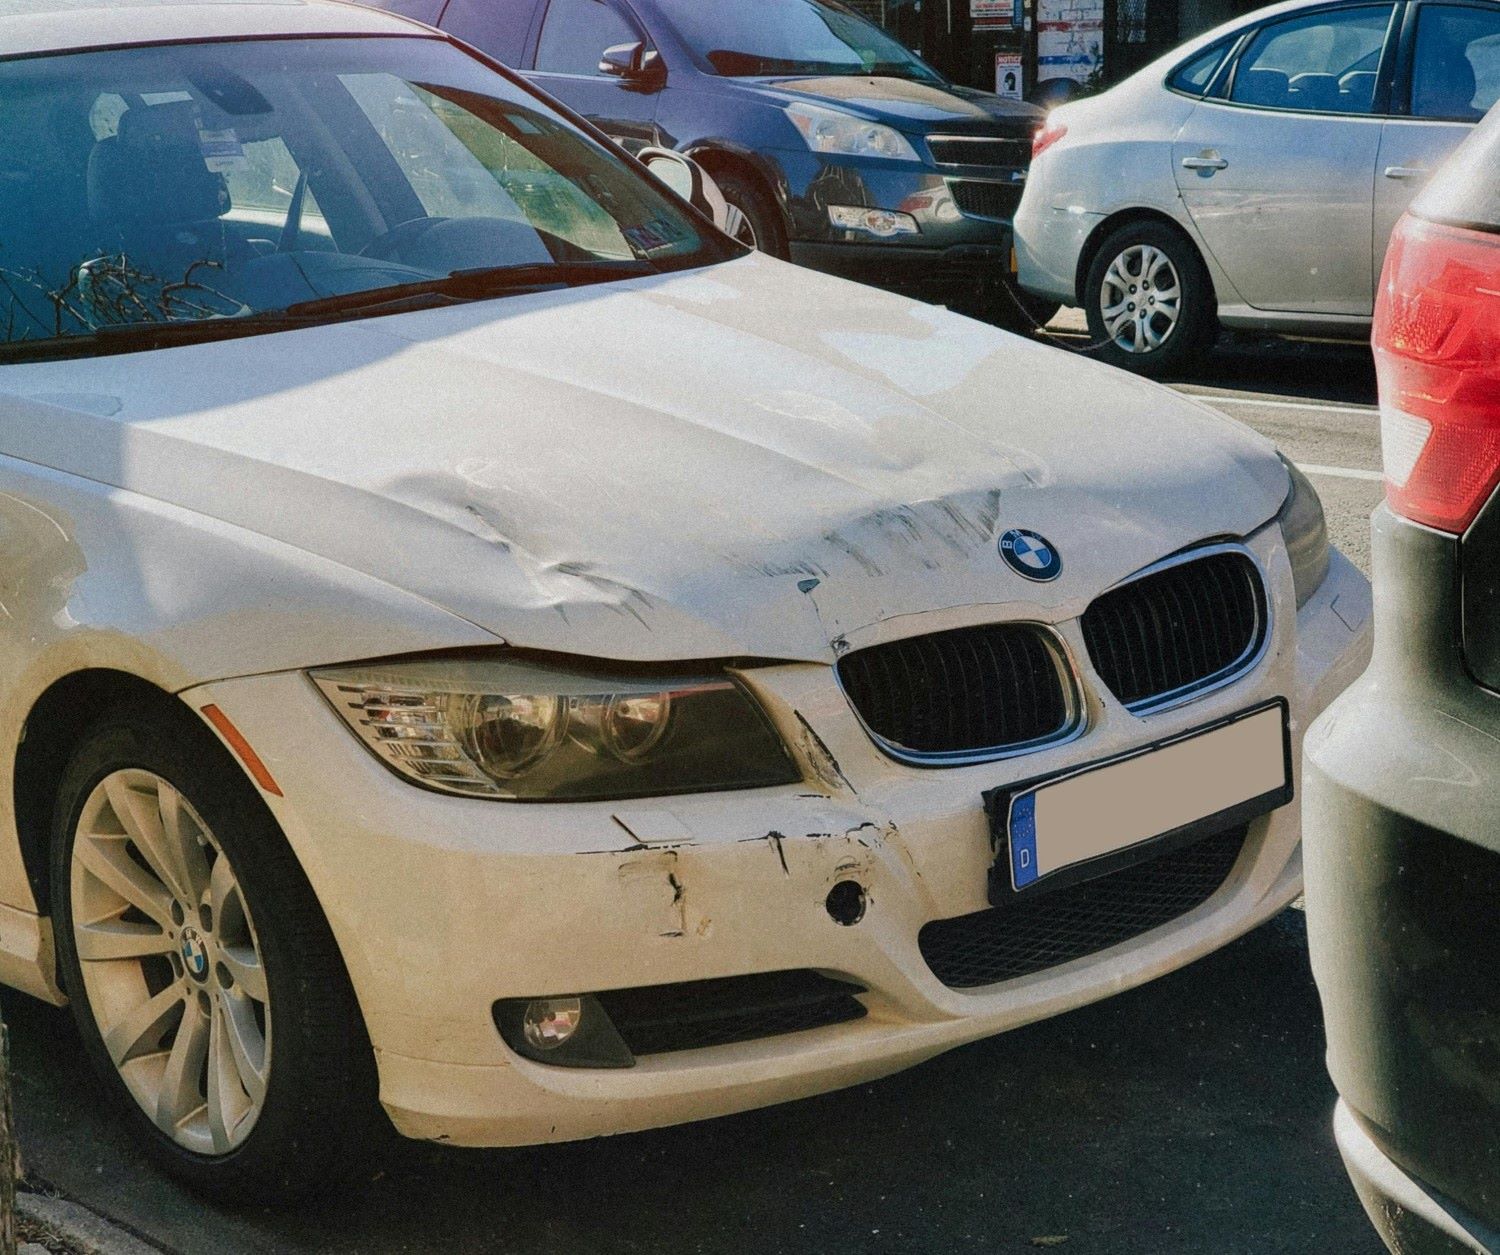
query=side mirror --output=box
[599,41,664,85]
[637,147,747,244]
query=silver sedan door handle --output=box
[1384,165,1428,180]
[1181,155,1229,171]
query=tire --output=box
[711,168,789,259]
[1083,220,1216,377]
[50,705,377,1204]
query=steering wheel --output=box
[358,216,448,264]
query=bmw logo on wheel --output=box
[180,928,210,982]
[999,529,1063,582]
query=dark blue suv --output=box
[373,0,1051,326]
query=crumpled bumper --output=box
[186,540,1370,1147]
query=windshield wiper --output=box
[282,259,658,321]
[0,260,662,361]
[0,312,312,362]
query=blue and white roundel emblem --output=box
[180,928,210,981]
[999,529,1062,582]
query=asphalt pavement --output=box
[8,332,1386,1255]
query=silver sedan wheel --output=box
[1100,244,1182,354]
[70,770,271,1157]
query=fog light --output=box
[495,994,635,1068]
[828,205,919,238]
[522,997,583,1050]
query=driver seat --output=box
[86,101,239,295]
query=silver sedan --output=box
[1015,0,1499,375]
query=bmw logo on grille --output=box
[999,529,1062,582]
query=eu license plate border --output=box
[982,699,1293,906]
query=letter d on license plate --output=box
[996,703,1291,895]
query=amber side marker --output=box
[201,704,284,797]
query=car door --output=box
[1374,1,1500,268]
[524,0,662,151]
[1171,3,1399,317]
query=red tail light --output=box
[1031,121,1067,160]
[1376,215,1500,534]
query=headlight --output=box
[785,102,920,162]
[312,656,800,801]
[1277,456,1330,608]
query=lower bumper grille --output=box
[918,826,1248,989]
[595,970,867,1056]
[950,179,1022,222]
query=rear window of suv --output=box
[1412,110,1500,231]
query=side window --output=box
[534,0,641,76]
[339,72,635,259]
[1167,39,1232,95]
[220,138,331,242]
[1411,4,1500,120]
[440,0,540,65]
[1229,5,1395,114]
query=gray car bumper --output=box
[1305,507,1500,1249]
[1336,1102,1500,1255]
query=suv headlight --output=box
[785,102,920,162]
[312,656,799,801]
[1278,456,1330,608]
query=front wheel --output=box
[51,710,376,1203]
[1083,222,1216,376]
[712,170,789,259]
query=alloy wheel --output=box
[69,769,271,1157]
[1100,243,1182,354]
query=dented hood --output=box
[0,254,1288,664]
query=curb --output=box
[19,1191,166,1255]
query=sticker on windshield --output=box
[623,217,691,255]
[197,126,248,173]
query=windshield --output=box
[0,35,740,359]
[653,0,946,83]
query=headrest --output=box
[1338,70,1378,110]
[87,101,226,228]
[1415,49,1478,118]
[1288,72,1342,111]
[1237,68,1290,107]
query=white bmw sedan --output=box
[0,0,1370,1201]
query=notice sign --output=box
[995,52,1024,99]
[973,0,1018,27]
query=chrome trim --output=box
[1085,541,1273,718]
[835,623,1088,769]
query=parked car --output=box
[0,0,1370,1205]
[1015,0,1500,374]
[1303,111,1500,1253]
[371,0,1056,327]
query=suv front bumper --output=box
[771,147,1023,305]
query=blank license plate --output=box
[1001,703,1290,893]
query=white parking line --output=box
[1181,393,1379,418]
[1298,463,1385,483]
